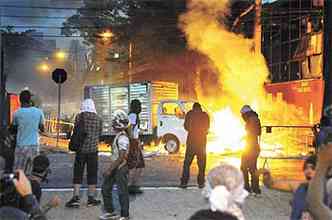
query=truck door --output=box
[157,100,187,153]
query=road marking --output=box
[42,186,199,192]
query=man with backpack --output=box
[100,110,130,220]
[66,99,102,208]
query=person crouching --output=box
[100,110,130,220]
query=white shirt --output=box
[128,113,140,139]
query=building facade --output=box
[262,0,324,82]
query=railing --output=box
[260,125,315,159]
[44,118,74,139]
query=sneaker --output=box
[179,183,187,189]
[87,197,101,207]
[65,196,80,208]
[253,190,262,197]
[128,185,143,194]
[198,184,205,189]
[118,217,130,220]
[99,212,120,220]
[253,193,263,198]
[244,187,252,194]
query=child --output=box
[100,110,130,220]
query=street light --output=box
[99,30,114,42]
[97,29,133,82]
[37,62,50,73]
[54,50,67,61]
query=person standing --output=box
[127,99,145,194]
[240,105,261,195]
[12,90,45,173]
[100,110,130,220]
[66,99,102,208]
[180,102,210,188]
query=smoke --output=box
[179,0,269,112]
[180,0,310,154]
[2,0,85,113]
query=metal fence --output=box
[260,125,315,159]
[44,117,74,139]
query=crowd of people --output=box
[0,89,332,220]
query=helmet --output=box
[111,110,129,130]
[240,105,252,114]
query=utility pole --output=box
[253,0,262,54]
[323,0,332,120]
[128,41,133,83]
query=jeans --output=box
[181,143,206,186]
[102,165,129,217]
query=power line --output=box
[0,12,322,20]
[0,4,322,13]
[0,5,82,10]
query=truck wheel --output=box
[164,135,180,154]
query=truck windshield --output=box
[182,101,195,113]
[182,101,209,113]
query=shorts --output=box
[14,146,39,173]
[73,152,98,185]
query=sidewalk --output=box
[42,187,292,220]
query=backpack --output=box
[111,131,130,163]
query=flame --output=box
[207,107,245,153]
[180,0,312,156]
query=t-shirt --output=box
[13,107,44,147]
[110,131,129,162]
[290,183,308,220]
[128,113,140,139]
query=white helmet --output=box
[111,110,129,130]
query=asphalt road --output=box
[41,149,304,188]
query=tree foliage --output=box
[62,0,187,66]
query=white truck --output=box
[84,81,195,153]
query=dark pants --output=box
[241,152,260,193]
[181,138,206,186]
[73,152,98,185]
[102,165,129,217]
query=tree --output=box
[62,0,187,73]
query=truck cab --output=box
[157,99,196,153]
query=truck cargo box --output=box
[84,81,178,136]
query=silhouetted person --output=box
[127,99,145,194]
[180,102,210,188]
[240,105,261,195]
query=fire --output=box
[207,107,246,153]
[180,0,312,156]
